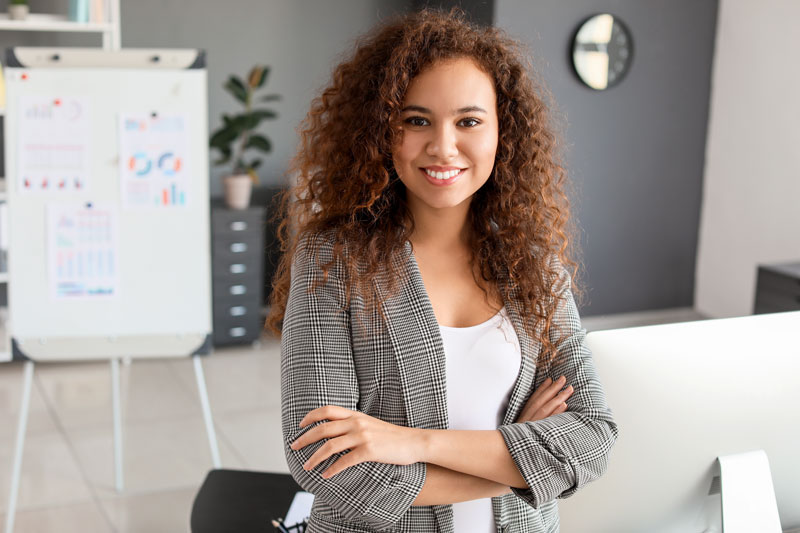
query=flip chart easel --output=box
[2,47,218,533]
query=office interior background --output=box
[0,0,798,531]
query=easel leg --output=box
[193,355,221,468]
[111,358,124,493]
[5,360,34,533]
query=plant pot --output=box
[223,174,253,210]
[8,4,29,20]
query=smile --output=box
[420,167,466,186]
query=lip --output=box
[419,167,466,186]
[424,165,463,172]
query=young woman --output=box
[267,9,618,533]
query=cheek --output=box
[470,133,499,166]
[393,136,424,171]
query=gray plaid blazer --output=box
[281,231,618,532]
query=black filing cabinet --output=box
[754,262,800,314]
[211,204,265,345]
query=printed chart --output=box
[119,113,191,208]
[16,95,92,193]
[47,204,119,300]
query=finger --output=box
[544,376,567,397]
[528,377,553,401]
[519,376,564,420]
[540,385,573,415]
[291,419,349,450]
[299,405,354,428]
[553,402,568,416]
[303,434,360,471]
[322,450,365,479]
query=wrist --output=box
[415,428,436,463]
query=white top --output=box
[439,307,522,533]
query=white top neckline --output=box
[438,307,505,331]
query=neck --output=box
[407,196,472,252]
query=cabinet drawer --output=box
[213,279,262,301]
[754,289,800,314]
[211,207,265,237]
[757,267,800,295]
[213,314,263,345]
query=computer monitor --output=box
[558,311,800,532]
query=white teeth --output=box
[425,169,461,180]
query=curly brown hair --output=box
[266,7,582,365]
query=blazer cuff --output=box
[363,460,427,527]
[497,421,576,509]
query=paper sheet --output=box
[48,203,119,300]
[119,113,190,208]
[284,491,314,526]
[17,95,92,193]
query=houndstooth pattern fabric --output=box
[281,230,618,532]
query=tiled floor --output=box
[0,308,705,532]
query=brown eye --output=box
[459,118,480,127]
[404,116,429,127]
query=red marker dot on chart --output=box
[54,99,62,106]
[59,179,66,189]
[21,73,28,81]
[42,178,49,189]
[24,178,30,188]
[75,179,82,189]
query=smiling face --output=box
[392,57,499,217]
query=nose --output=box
[426,123,459,160]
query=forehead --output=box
[402,57,496,110]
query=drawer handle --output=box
[229,327,247,337]
[230,263,246,274]
[229,305,247,317]
[230,242,248,253]
[230,284,246,295]
[230,221,248,231]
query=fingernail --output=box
[566,385,573,392]
[290,441,297,450]
[559,376,566,383]
[303,461,310,470]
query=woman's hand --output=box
[516,376,573,423]
[290,405,422,479]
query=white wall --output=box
[695,0,800,318]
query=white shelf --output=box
[0,13,112,33]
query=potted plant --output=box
[210,65,280,210]
[9,0,29,20]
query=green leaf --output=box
[248,66,270,88]
[260,94,282,102]
[209,125,240,149]
[256,66,270,88]
[213,147,232,166]
[245,134,272,153]
[224,76,248,104]
[249,159,263,170]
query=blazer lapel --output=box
[373,241,449,431]
[499,282,540,426]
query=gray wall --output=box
[496,0,718,315]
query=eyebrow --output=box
[400,105,488,115]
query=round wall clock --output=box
[572,14,633,90]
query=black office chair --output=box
[191,469,303,533]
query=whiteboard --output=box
[4,48,211,361]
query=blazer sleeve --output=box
[497,263,618,509]
[281,233,426,530]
